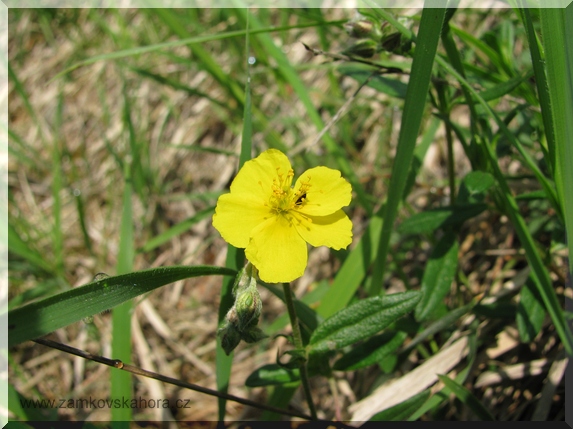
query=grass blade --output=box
[8,266,236,347]
[51,90,64,277]
[111,162,134,422]
[437,374,495,421]
[415,230,459,322]
[370,390,431,421]
[539,6,573,290]
[370,6,447,295]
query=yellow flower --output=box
[213,149,353,283]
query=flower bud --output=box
[345,19,376,38]
[234,287,262,332]
[232,262,258,298]
[342,39,378,59]
[381,32,412,55]
[241,326,268,344]
[218,323,241,355]
[344,18,381,40]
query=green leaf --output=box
[437,374,495,421]
[539,5,573,313]
[462,171,495,195]
[398,204,486,235]
[516,276,546,343]
[415,231,459,321]
[370,390,431,421]
[309,291,420,354]
[245,364,300,387]
[8,265,236,347]
[333,330,407,371]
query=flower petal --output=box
[294,166,352,216]
[246,214,307,283]
[294,210,353,250]
[213,193,271,248]
[230,149,292,202]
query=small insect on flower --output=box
[212,149,353,283]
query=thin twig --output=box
[302,42,405,74]
[33,337,313,421]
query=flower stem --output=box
[282,283,318,420]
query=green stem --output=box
[435,73,456,205]
[282,283,318,420]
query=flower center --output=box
[268,169,311,215]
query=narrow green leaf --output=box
[309,291,420,354]
[128,66,230,110]
[415,231,459,322]
[398,204,487,235]
[245,364,300,387]
[562,0,573,287]
[516,276,546,343]
[519,7,556,177]
[333,330,407,371]
[437,374,495,421]
[539,7,567,211]
[8,266,236,347]
[111,162,135,422]
[540,5,573,296]
[370,6,447,295]
[51,91,64,276]
[370,390,431,421]
[55,20,343,80]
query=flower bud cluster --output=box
[343,13,412,58]
[218,262,267,355]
